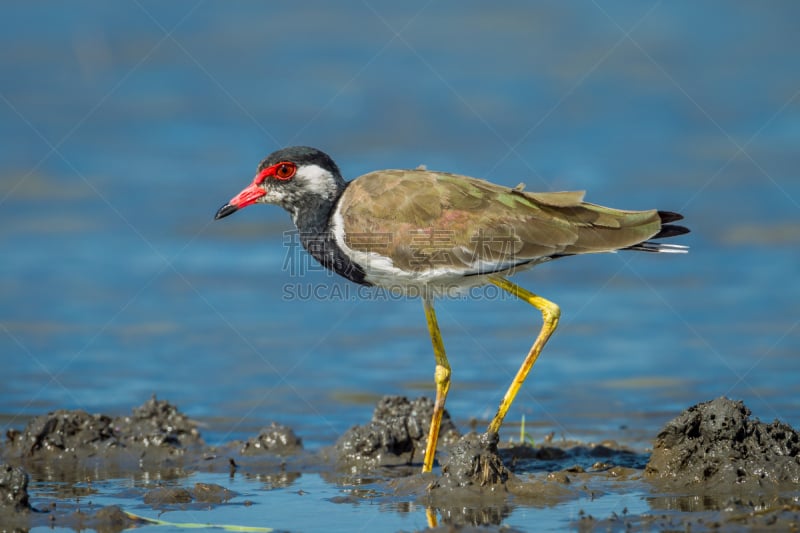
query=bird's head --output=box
[215,146,346,221]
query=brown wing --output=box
[338,169,664,273]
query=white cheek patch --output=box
[295,164,337,199]
[262,188,286,204]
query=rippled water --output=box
[2,2,799,530]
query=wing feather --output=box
[338,170,664,274]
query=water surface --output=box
[2,2,799,530]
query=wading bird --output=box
[215,146,689,472]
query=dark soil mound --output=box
[240,422,303,456]
[335,396,460,470]
[4,396,202,461]
[5,409,118,457]
[645,396,800,490]
[114,395,204,449]
[0,464,31,512]
[434,432,510,489]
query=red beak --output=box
[214,181,266,220]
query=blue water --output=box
[2,2,799,530]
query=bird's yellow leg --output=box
[487,276,560,435]
[422,295,451,473]
[425,507,438,529]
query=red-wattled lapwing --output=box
[214,146,689,473]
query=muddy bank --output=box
[1,395,799,531]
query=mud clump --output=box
[143,482,234,508]
[425,433,514,527]
[89,506,145,529]
[241,422,303,455]
[4,396,202,461]
[335,396,460,471]
[0,464,33,531]
[192,482,236,503]
[0,464,31,512]
[143,486,193,506]
[2,396,204,484]
[434,432,510,489]
[114,395,203,449]
[645,396,800,490]
[5,409,117,457]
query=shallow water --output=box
[2,2,799,531]
[28,469,654,532]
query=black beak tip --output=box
[214,203,238,220]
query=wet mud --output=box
[2,395,799,531]
[333,395,460,472]
[645,397,800,490]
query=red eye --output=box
[274,162,296,180]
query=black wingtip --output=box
[654,210,690,239]
[657,210,684,224]
[214,203,238,220]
